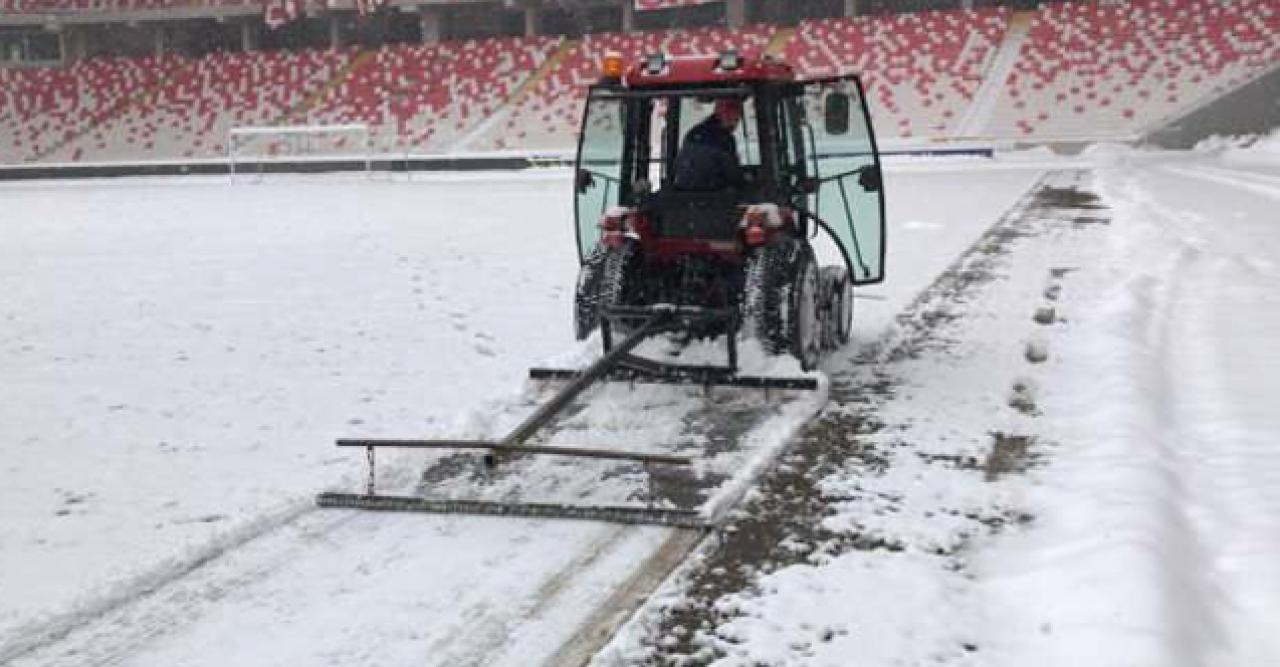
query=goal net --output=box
[227,124,373,174]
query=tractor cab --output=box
[573,51,886,370]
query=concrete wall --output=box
[0,155,547,181]
[1144,65,1280,150]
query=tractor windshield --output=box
[797,76,886,285]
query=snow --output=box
[3,146,1279,664]
[975,151,1280,666]
[0,171,585,663]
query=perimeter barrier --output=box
[0,145,994,182]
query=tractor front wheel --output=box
[574,242,637,340]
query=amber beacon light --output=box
[601,53,625,80]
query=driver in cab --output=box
[673,98,746,192]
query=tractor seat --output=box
[641,190,742,240]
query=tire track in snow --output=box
[425,524,631,666]
[0,500,326,665]
[8,506,637,667]
[546,529,704,666]
[2,373,644,666]
[1158,163,1280,201]
[1106,167,1280,664]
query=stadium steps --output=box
[285,49,377,125]
[763,26,795,58]
[1138,58,1280,137]
[955,10,1033,138]
[1143,58,1280,146]
[509,38,580,107]
[33,58,191,163]
[450,38,579,152]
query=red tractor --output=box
[321,52,887,524]
[571,51,885,374]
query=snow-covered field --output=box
[2,143,1278,665]
[979,149,1280,666]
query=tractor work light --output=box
[599,208,636,248]
[601,53,624,80]
[742,204,784,228]
[600,210,626,232]
[643,53,666,76]
[740,204,783,247]
[717,49,741,71]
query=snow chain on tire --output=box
[742,237,823,370]
[574,242,637,340]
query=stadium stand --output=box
[0,55,176,162]
[305,36,558,154]
[634,0,714,10]
[986,0,1279,140]
[784,7,1010,139]
[0,0,256,13]
[35,47,354,162]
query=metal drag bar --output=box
[335,439,692,466]
[499,311,671,449]
[615,353,818,390]
[323,309,716,527]
[602,304,734,320]
[600,304,741,372]
[528,363,818,391]
[316,493,709,529]
[529,304,819,390]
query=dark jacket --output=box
[673,114,744,191]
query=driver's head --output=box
[713,98,744,130]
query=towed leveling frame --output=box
[317,305,817,528]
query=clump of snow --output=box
[1024,337,1049,363]
[1250,127,1280,153]
[902,219,944,231]
[1079,142,1135,165]
[1192,133,1256,153]
[999,145,1060,162]
[1219,127,1280,168]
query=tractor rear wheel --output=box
[574,242,638,340]
[742,238,822,370]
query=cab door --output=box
[793,75,886,285]
[574,90,628,262]
[573,88,650,263]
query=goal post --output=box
[227,124,373,175]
